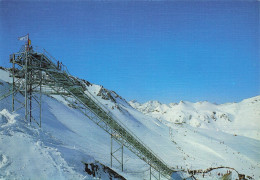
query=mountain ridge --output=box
[129,95,260,141]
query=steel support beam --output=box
[110,132,124,172]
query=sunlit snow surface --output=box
[0,69,259,179]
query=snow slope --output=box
[1,68,260,179]
[0,109,86,179]
[129,98,260,140]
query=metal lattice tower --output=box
[1,45,176,179]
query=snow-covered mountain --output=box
[0,67,259,180]
[129,97,260,141]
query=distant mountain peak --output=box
[129,100,138,103]
[129,95,260,140]
[145,100,162,105]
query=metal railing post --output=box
[12,54,15,112]
[122,144,123,172]
[39,71,42,128]
[25,50,28,122]
[150,165,152,180]
[111,133,113,168]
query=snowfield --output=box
[0,68,260,179]
[129,98,260,141]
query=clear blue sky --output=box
[0,1,259,104]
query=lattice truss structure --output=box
[1,45,175,180]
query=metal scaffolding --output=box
[1,45,175,179]
[9,46,43,127]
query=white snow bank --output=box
[0,109,86,179]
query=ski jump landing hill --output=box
[0,45,176,180]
